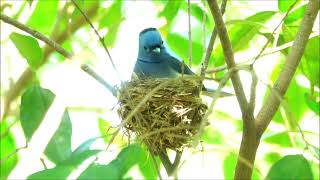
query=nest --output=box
[118,76,207,154]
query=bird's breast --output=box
[134,60,178,78]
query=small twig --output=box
[0,119,18,138]
[71,0,118,75]
[205,32,319,74]
[199,0,228,78]
[192,67,233,147]
[0,14,72,59]
[80,64,117,97]
[252,0,298,65]
[40,158,48,170]
[0,143,28,164]
[207,0,252,126]
[187,0,192,67]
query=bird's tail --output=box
[202,87,234,97]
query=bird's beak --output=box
[152,47,161,53]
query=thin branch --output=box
[205,32,319,74]
[0,143,28,164]
[207,0,253,127]
[2,3,99,120]
[252,0,298,65]
[71,0,118,75]
[187,0,192,67]
[81,64,117,97]
[200,0,228,78]
[248,67,258,115]
[0,14,72,59]
[255,0,319,138]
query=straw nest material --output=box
[118,76,207,154]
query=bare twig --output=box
[205,32,319,74]
[0,14,72,59]
[81,64,117,97]
[255,0,319,138]
[199,0,228,78]
[207,0,253,126]
[252,0,298,65]
[248,67,258,115]
[187,0,192,67]
[0,143,28,164]
[71,0,118,75]
[1,3,99,120]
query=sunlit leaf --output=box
[28,148,100,179]
[27,0,59,35]
[44,110,72,164]
[264,152,282,164]
[201,126,224,144]
[158,0,182,36]
[304,93,320,115]
[20,85,55,141]
[167,33,203,65]
[0,121,18,179]
[284,4,306,24]
[266,154,313,179]
[278,0,298,13]
[78,163,121,179]
[301,36,320,88]
[10,32,43,69]
[223,153,237,179]
[211,11,276,68]
[263,132,292,147]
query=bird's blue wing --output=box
[164,54,195,75]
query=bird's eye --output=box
[161,40,164,44]
[144,46,147,50]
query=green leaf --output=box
[304,93,320,115]
[211,11,276,68]
[27,0,59,35]
[138,148,159,180]
[0,121,18,179]
[266,154,313,179]
[20,85,55,141]
[72,136,100,156]
[158,0,182,35]
[28,149,100,179]
[10,32,43,69]
[159,0,182,21]
[223,153,237,179]
[99,1,124,47]
[301,36,320,88]
[264,152,282,164]
[27,166,74,180]
[201,126,224,144]
[167,33,203,65]
[263,132,292,147]
[278,0,297,13]
[284,4,306,24]
[78,163,121,180]
[44,110,72,164]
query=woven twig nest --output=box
[118,76,208,154]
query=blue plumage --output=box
[134,28,194,78]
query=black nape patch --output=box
[139,27,157,36]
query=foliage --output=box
[0,0,318,179]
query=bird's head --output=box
[138,28,166,62]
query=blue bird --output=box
[133,27,233,97]
[134,27,194,79]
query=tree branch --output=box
[0,13,72,58]
[200,0,227,78]
[1,3,99,119]
[255,0,319,138]
[207,0,254,128]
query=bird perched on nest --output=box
[133,27,232,96]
